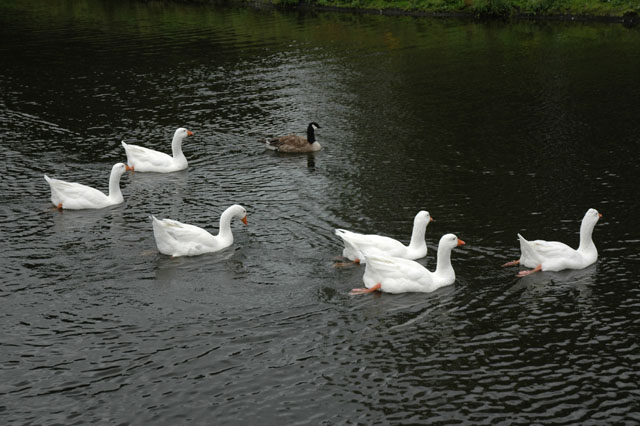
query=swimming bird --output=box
[121,127,193,172]
[502,208,602,277]
[335,211,433,265]
[349,233,465,295]
[44,163,126,210]
[262,122,321,153]
[151,204,248,257]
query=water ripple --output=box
[2,1,640,425]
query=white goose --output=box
[151,204,248,257]
[121,127,193,172]
[350,233,465,295]
[503,208,602,277]
[44,163,126,210]
[335,211,433,264]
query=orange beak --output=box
[457,239,466,246]
[242,216,248,225]
[430,216,435,222]
[187,130,194,136]
[598,213,603,218]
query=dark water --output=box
[2,0,640,424]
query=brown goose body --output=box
[263,122,321,153]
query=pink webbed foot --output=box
[349,283,382,295]
[333,258,361,268]
[502,260,520,267]
[517,264,542,277]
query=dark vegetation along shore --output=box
[181,0,640,23]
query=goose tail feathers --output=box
[517,233,540,264]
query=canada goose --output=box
[262,122,321,153]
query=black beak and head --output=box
[306,122,320,143]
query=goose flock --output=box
[44,124,602,295]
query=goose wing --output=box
[364,255,430,293]
[45,176,108,208]
[122,142,173,169]
[518,233,576,267]
[336,229,406,260]
[152,217,216,256]
[267,135,309,152]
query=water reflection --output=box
[2,0,640,424]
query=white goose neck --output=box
[108,169,124,203]
[171,134,185,159]
[434,245,455,282]
[577,218,597,254]
[217,207,237,242]
[408,217,428,251]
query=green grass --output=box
[239,0,640,18]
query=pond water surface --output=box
[1,1,640,424]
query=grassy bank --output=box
[219,0,640,21]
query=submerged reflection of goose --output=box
[306,153,316,170]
